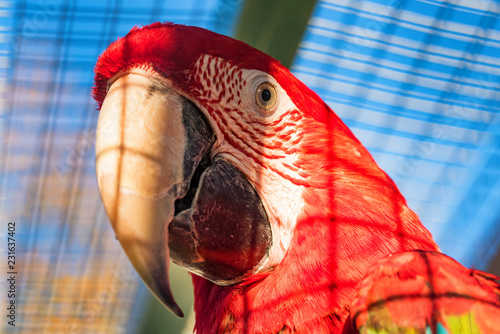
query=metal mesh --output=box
[0,0,243,333]
[293,0,500,269]
[1,0,499,333]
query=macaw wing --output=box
[351,250,500,334]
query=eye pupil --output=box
[261,89,271,102]
[255,82,277,112]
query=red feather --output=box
[93,23,499,333]
[351,251,500,333]
[191,111,439,333]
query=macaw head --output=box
[93,23,436,319]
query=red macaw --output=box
[93,22,500,333]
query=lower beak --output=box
[95,73,212,317]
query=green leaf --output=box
[234,0,318,68]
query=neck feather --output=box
[192,115,439,333]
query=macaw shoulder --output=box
[351,250,500,334]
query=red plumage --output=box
[190,111,440,333]
[351,251,500,333]
[93,23,500,333]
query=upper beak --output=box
[95,72,212,317]
[95,71,273,318]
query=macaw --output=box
[93,22,500,333]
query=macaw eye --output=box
[255,82,277,111]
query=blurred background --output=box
[0,0,499,333]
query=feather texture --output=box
[93,23,500,334]
[351,251,500,334]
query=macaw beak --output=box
[95,72,203,317]
[95,71,272,317]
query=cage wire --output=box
[293,0,500,268]
[0,0,242,333]
[0,0,499,333]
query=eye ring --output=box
[255,82,277,111]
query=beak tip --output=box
[171,304,184,318]
[151,273,184,318]
[160,292,184,317]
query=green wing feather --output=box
[351,251,500,334]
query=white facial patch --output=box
[187,54,309,274]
